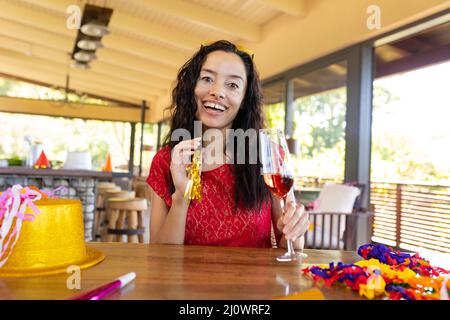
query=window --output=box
[0,112,131,172]
[262,81,285,131]
[290,61,348,184]
[134,123,158,176]
[0,76,114,106]
[370,22,450,254]
[158,120,171,149]
[259,13,450,255]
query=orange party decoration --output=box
[33,150,50,169]
[102,153,112,172]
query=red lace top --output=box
[147,146,272,248]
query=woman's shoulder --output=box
[147,145,172,206]
[152,145,171,166]
[148,145,172,176]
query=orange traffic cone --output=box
[102,153,112,172]
[33,150,51,169]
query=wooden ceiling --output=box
[0,0,308,118]
[263,21,450,105]
[375,21,450,78]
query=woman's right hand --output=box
[170,137,202,197]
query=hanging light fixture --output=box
[74,50,97,62]
[77,39,104,50]
[71,4,113,70]
[81,20,110,37]
[72,61,91,70]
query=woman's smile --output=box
[194,50,247,131]
[202,100,228,115]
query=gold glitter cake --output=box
[0,198,104,277]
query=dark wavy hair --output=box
[163,40,270,211]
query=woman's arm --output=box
[271,192,309,250]
[149,137,201,244]
[149,188,189,244]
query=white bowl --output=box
[63,152,92,170]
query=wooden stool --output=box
[98,182,117,189]
[106,198,148,243]
[96,186,121,211]
[104,190,135,201]
[99,190,135,241]
[94,185,121,241]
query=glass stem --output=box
[282,197,295,256]
[287,239,295,255]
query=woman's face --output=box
[194,50,247,131]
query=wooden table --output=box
[0,243,365,300]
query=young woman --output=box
[147,40,309,248]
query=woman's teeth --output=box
[204,102,226,112]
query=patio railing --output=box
[370,181,450,254]
[295,177,450,253]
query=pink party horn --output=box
[69,272,136,300]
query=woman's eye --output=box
[228,83,239,89]
[201,76,213,82]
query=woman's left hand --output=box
[277,201,309,241]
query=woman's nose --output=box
[209,83,225,99]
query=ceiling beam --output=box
[111,11,203,51]
[0,47,166,97]
[379,44,410,60]
[0,18,72,52]
[138,0,261,41]
[0,33,74,67]
[0,63,144,107]
[20,0,204,51]
[91,61,171,91]
[390,37,435,54]
[102,33,189,67]
[0,0,75,38]
[0,66,148,107]
[376,43,450,79]
[70,79,156,104]
[0,5,189,68]
[0,54,159,103]
[0,31,177,81]
[259,0,307,17]
[96,50,177,81]
[0,18,183,81]
[0,34,172,92]
[0,96,148,123]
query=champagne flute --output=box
[259,129,307,262]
